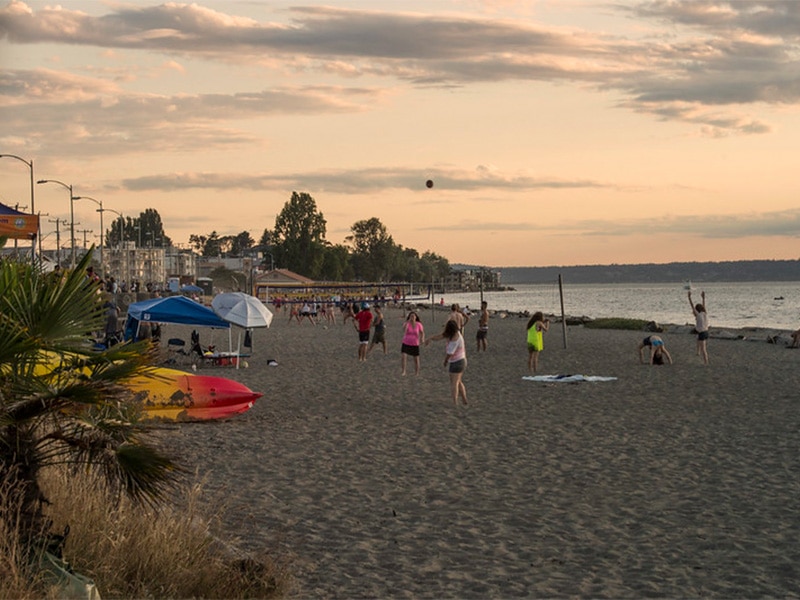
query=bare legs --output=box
[527,349,540,373]
[696,339,709,365]
[449,372,467,405]
[401,352,420,376]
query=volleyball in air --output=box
[425,179,434,188]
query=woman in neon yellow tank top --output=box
[526,311,550,373]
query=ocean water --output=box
[438,281,800,331]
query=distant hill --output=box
[480,260,800,285]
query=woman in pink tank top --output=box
[400,311,425,376]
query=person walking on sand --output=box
[476,300,489,352]
[426,320,468,406]
[638,335,673,365]
[526,311,550,373]
[448,303,468,332]
[288,303,301,324]
[367,305,387,355]
[353,302,373,362]
[688,290,709,365]
[400,311,425,376]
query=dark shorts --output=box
[697,330,709,341]
[448,358,466,373]
[476,328,488,340]
[372,329,385,343]
[401,343,419,356]
[359,331,370,343]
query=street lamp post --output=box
[145,231,154,286]
[37,179,77,269]
[1,154,36,262]
[104,208,125,284]
[74,196,104,276]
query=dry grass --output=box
[0,467,294,599]
[0,487,46,599]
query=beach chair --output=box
[166,337,190,365]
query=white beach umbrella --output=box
[211,292,273,329]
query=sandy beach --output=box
[154,306,800,598]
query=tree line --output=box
[107,191,450,282]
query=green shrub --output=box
[584,318,651,331]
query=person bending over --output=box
[638,335,673,365]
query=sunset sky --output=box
[2,0,800,268]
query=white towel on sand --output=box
[522,374,617,383]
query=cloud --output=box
[3,1,800,134]
[117,166,609,194]
[0,67,121,105]
[631,1,800,38]
[416,207,800,239]
[571,209,800,238]
[0,69,383,155]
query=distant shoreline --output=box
[493,259,800,285]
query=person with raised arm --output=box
[688,290,709,365]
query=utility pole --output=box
[77,228,93,250]
[48,217,67,268]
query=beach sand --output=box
[155,307,800,598]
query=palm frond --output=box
[0,252,181,536]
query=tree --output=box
[258,229,273,249]
[319,243,354,281]
[347,217,398,281]
[129,209,171,248]
[0,252,178,544]
[188,233,208,254]
[420,251,450,282]
[189,231,222,257]
[254,229,276,270]
[105,216,121,248]
[228,231,255,257]
[393,246,423,282]
[272,192,327,278]
[106,209,172,248]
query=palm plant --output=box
[0,250,179,546]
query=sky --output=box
[1,0,800,268]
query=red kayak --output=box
[126,367,262,421]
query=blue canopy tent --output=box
[124,295,231,343]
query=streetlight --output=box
[37,179,76,269]
[0,153,36,261]
[104,208,125,283]
[74,196,104,276]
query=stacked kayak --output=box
[125,367,261,421]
